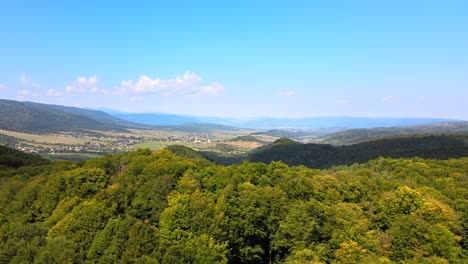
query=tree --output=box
[388,215,462,263]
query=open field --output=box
[222,141,263,150]
[0,127,268,161]
[0,129,88,145]
[40,152,103,161]
[129,142,167,150]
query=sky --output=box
[0,0,467,119]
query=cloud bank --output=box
[66,76,98,93]
[17,73,42,98]
[117,71,224,97]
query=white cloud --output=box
[47,89,63,97]
[381,96,400,103]
[277,91,296,97]
[117,71,223,97]
[66,75,98,93]
[17,89,40,98]
[0,84,7,91]
[20,73,41,88]
[199,82,224,95]
[18,89,30,96]
[17,74,41,99]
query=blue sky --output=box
[0,0,467,118]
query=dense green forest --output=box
[315,122,468,145]
[247,134,468,169]
[0,145,467,263]
[0,145,50,168]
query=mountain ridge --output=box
[0,99,155,133]
[314,121,468,145]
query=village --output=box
[8,131,216,156]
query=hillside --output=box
[41,103,142,128]
[227,135,263,143]
[0,144,49,168]
[315,122,468,145]
[0,99,145,133]
[165,145,210,161]
[248,134,468,168]
[0,146,466,263]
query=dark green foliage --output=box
[0,145,49,168]
[319,121,468,145]
[166,145,211,161]
[0,146,466,263]
[228,135,264,143]
[0,133,19,147]
[200,151,245,165]
[248,134,468,169]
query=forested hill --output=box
[248,134,468,168]
[165,145,210,161]
[316,121,468,145]
[0,99,144,133]
[0,146,466,263]
[0,144,49,168]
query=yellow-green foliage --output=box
[0,147,467,263]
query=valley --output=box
[0,127,266,161]
[1,99,467,164]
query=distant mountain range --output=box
[0,100,466,136]
[252,128,345,138]
[103,109,461,129]
[107,111,201,126]
[0,100,239,133]
[312,122,468,145]
[154,123,240,133]
[226,116,461,129]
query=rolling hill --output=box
[247,134,468,169]
[165,145,210,161]
[227,135,264,143]
[314,122,468,145]
[0,144,49,168]
[0,99,146,133]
